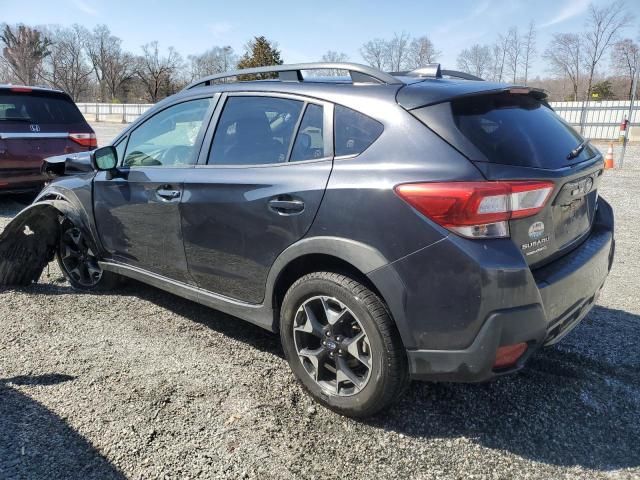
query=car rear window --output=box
[0,91,86,125]
[451,93,597,168]
[334,105,383,157]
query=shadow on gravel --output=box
[0,374,125,479]
[123,280,284,358]
[368,305,640,472]
[108,280,639,471]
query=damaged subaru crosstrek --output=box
[0,63,615,417]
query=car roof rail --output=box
[184,62,403,90]
[389,65,485,82]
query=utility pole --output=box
[619,66,638,168]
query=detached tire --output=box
[280,272,409,418]
[56,219,120,291]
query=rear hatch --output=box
[0,88,95,186]
[407,87,603,268]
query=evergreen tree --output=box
[237,36,283,79]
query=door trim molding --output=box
[99,260,275,331]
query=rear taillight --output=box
[69,133,97,148]
[394,181,554,239]
[10,87,32,93]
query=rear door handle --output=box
[268,197,305,215]
[156,186,181,200]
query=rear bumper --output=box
[370,198,614,383]
[0,169,46,194]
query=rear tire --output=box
[56,219,120,291]
[280,272,409,418]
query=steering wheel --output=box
[123,151,161,167]
[161,145,193,166]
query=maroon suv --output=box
[0,85,96,194]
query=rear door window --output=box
[290,103,325,161]
[334,105,383,157]
[0,92,86,125]
[209,96,304,166]
[452,93,597,168]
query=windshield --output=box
[452,93,597,168]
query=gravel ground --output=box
[0,137,639,479]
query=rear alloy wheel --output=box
[281,272,408,417]
[293,295,373,396]
[56,221,119,291]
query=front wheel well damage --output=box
[0,204,64,286]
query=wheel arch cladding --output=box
[0,199,93,286]
[267,237,392,332]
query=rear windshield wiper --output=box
[567,139,590,160]
[0,117,33,123]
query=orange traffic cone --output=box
[604,143,614,169]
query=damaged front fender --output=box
[0,202,63,286]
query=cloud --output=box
[72,0,98,16]
[207,21,233,39]
[540,0,590,28]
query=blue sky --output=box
[1,0,638,77]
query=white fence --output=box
[549,100,639,140]
[77,103,154,124]
[78,100,639,141]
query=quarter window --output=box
[122,98,212,168]
[208,96,304,165]
[334,105,383,157]
[290,104,325,162]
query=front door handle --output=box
[156,186,181,200]
[268,197,305,215]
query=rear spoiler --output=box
[397,82,548,110]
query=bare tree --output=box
[135,42,183,102]
[321,50,349,63]
[386,32,411,72]
[506,27,524,83]
[583,0,633,100]
[103,51,134,101]
[188,46,237,81]
[612,38,639,99]
[496,34,509,82]
[522,22,537,85]
[406,36,440,69]
[544,33,582,101]
[0,24,51,85]
[84,25,134,101]
[43,25,93,101]
[457,44,492,79]
[360,38,387,70]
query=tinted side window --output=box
[123,98,212,168]
[290,104,325,161]
[334,105,383,157]
[209,96,303,165]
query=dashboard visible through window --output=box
[122,98,212,168]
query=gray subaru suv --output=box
[0,63,614,417]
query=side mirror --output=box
[91,146,118,171]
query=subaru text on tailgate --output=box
[0,63,614,417]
